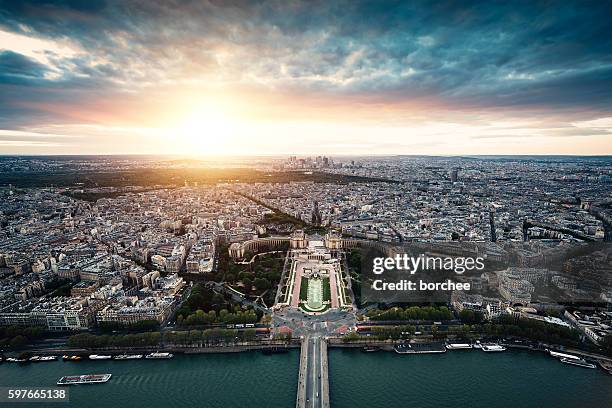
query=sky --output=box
[0,0,611,156]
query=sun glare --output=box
[174,105,239,155]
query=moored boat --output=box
[145,352,173,359]
[394,343,446,354]
[63,355,83,361]
[362,345,381,352]
[29,355,57,362]
[6,357,28,363]
[261,347,289,355]
[547,350,581,360]
[394,344,414,354]
[559,358,596,369]
[598,360,612,375]
[89,354,112,360]
[445,343,473,350]
[481,343,506,352]
[114,354,143,360]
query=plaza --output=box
[274,232,353,315]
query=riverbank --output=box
[5,336,612,367]
[1,348,611,408]
[2,341,299,358]
[328,338,612,364]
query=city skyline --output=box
[1,1,612,156]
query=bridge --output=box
[296,335,329,408]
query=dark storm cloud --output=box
[1,0,612,128]
[0,50,48,82]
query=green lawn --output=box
[299,277,309,300]
[298,276,332,313]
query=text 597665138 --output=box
[0,388,69,403]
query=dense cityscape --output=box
[1,155,611,407]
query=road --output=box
[297,335,329,408]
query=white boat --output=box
[114,354,143,360]
[89,354,112,360]
[547,350,581,361]
[481,343,506,352]
[30,355,57,362]
[445,343,473,350]
[394,344,414,354]
[6,357,27,363]
[57,374,112,385]
[145,352,173,359]
[394,344,446,354]
[559,358,596,369]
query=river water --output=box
[1,348,611,407]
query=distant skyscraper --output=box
[451,168,459,182]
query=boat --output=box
[145,352,173,359]
[445,343,473,350]
[57,374,112,385]
[89,354,112,360]
[394,343,446,354]
[394,344,414,354]
[559,358,596,369]
[114,354,143,360]
[29,355,57,362]
[481,343,506,352]
[547,350,581,361]
[362,345,381,352]
[598,360,612,375]
[5,357,28,363]
[261,347,289,355]
[63,355,83,361]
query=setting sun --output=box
[171,103,242,155]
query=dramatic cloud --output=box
[0,0,611,154]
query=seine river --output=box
[1,349,611,407]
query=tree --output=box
[9,335,27,348]
[242,277,253,290]
[254,278,270,290]
[459,309,484,324]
